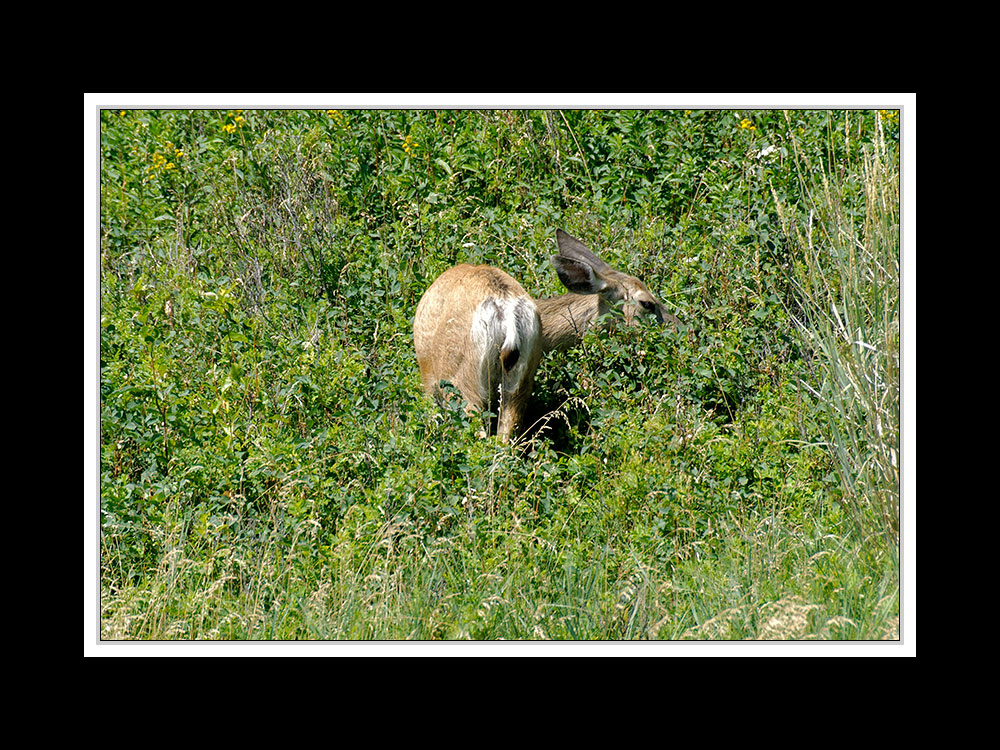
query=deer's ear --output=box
[556,229,610,271]
[551,254,608,295]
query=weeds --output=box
[772,110,900,557]
[96,107,903,642]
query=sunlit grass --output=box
[97,108,902,643]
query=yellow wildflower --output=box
[402,134,418,155]
[327,110,350,128]
[739,118,756,131]
[222,123,236,134]
[148,151,178,175]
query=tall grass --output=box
[96,107,904,643]
[771,111,900,557]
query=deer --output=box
[412,229,679,442]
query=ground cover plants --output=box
[97,106,902,642]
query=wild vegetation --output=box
[97,107,902,642]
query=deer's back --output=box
[413,264,540,413]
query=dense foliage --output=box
[98,107,901,641]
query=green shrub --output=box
[98,108,901,641]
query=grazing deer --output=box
[413,229,678,441]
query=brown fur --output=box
[413,230,678,441]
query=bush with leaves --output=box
[98,107,900,641]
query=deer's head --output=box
[549,229,679,328]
